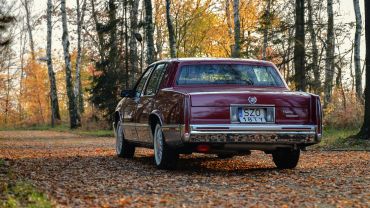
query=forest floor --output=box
[0,130,369,207]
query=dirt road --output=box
[0,130,369,207]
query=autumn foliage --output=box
[20,59,50,125]
[0,0,367,130]
[324,89,364,129]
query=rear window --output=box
[176,64,284,87]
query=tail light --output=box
[183,94,191,140]
[316,97,323,135]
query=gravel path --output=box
[0,130,369,207]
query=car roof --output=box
[151,57,275,66]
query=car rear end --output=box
[182,90,322,151]
[174,60,323,153]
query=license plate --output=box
[239,108,267,123]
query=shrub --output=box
[323,89,364,129]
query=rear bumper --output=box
[183,124,321,144]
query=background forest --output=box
[0,0,368,134]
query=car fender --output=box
[149,109,164,126]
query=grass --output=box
[0,159,52,208]
[1,125,368,150]
[0,124,114,137]
[311,127,370,150]
[0,124,69,132]
[75,129,114,137]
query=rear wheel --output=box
[153,124,179,169]
[115,120,135,158]
[272,149,300,169]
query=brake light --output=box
[196,145,210,152]
[316,97,323,135]
[184,94,191,134]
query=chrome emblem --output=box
[248,96,257,104]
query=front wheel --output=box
[153,124,179,169]
[272,149,300,169]
[116,120,135,158]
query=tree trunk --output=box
[294,0,305,91]
[74,0,87,115]
[358,0,370,139]
[324,0,335,106]
[353,0,363,98]
[307,0,320,93]
[225,0,233,37]
[130,0,139,86]
[46,0,61,127]
[232,0,241,58]
[108,0,118,75]
[61,0,80,129]
[5,56,10,124]
[124,1,129,89]
[144,0,156,65]
[90,0,105,61]
[166,0,177,58]
[18,20,26,121]
[262,0,271,60]
[225,0,233,55]
[22,0,35,60]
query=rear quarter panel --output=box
[154,88,187,146]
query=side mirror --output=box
[120,89,135,98]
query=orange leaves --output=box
[324,89,364,128]
[118,197,131,207]
[21,57,50,125]
[1,130,369,207]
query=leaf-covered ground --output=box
[0,131,369,207]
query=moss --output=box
[311,127,370,150]
[0,160,52,208]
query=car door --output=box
[135,63,168,143]
[122,66,154,142]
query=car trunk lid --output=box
[175,86,312,124]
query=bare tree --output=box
[358,0,370,140]
[74,0,87,115]
[353,0,363,98]
[18,19,26,121]
[324,0,335,106]
[144,0,156,65]
[232,0,241,58]
[166,0,177,58]
[307,0,320,93]
[124,0,129,89]
[262,0,271,60]
[294,0,305,91]
[225,0,233,39]
[0,14,15,47]
[61,0,80,129]
[21,0,35,60]
[46,0,61,127]
[130,0,139,85]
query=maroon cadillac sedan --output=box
[113,58,322,169]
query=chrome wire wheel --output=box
[115,121,123,155]
[115,120,135,158]
[153,123,179,169]
[154,125,164,165]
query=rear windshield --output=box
[176,64,284,87]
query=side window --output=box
[144,64,167,96]
[135,66,154,97]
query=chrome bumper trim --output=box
[184,124,319,144]
[191,124,316,132]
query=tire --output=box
[153,123,179,170]
[115,120,135,158]
[217,153,234,159]
[272,149,300,169]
